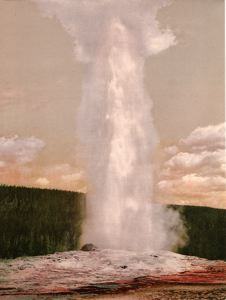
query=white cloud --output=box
[180,123,225,151]
[0,136,45,165]
[61,171,84,183]
[36,177,50,186]
[37,163,86,191]
[159,174,226,193]
[164,145,179,156]
[164,149,224,174]
[158,123,226,208]
[0,136,45,187]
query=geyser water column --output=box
[84,19,159,249]
[34,0,183,250]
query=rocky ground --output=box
[0,249,225,298]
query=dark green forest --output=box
[171,205,226,261]
[0,185,85,258]
[0,185,225,260]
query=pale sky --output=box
[0,0,225,208]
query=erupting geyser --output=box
[34,0,183,250]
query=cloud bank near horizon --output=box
[0,136,45,166]
[0,135,45,186]
[158,123,226,208]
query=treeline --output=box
[0,185,85,258]
[0,185,225,260]
[171,205,226,261]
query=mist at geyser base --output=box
[33,0,185,251]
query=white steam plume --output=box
[33,0,183,250]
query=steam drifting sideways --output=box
[33,0,184,250]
